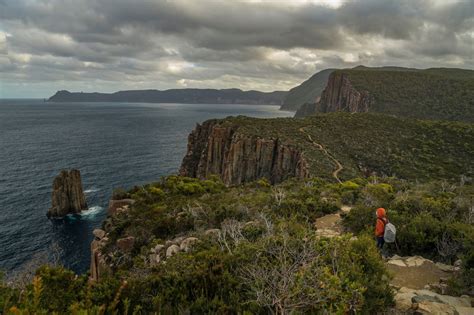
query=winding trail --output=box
[299,127,343,183]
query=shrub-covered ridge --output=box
[2,175,473,313]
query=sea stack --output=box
[47,169,88,218]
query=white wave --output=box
[80,205,104,217]
[84,188,100,193]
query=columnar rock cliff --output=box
[180,120,309,185]
[47,169,88,218]
[295,72,372,117]
[318,72,372,113]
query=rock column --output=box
[47,169,88,218]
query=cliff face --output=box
[180,120,309,185]
[318,72,372,113]
[295,72,372,117]
[47,169,88,218]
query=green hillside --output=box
[220,113,474,182]
[338,67,474,122]
[280,68,335,111]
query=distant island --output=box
[48,89,287,105]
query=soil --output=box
[388,262,450,290]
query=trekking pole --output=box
[394,238,400,253]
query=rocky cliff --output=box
[47,169,88,218]
[295,66,474,121]
[295,72,372,117]
[180,120,309,185]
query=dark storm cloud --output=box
[0,0,472,97]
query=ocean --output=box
[0,99,293,275]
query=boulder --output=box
[172,236,186,244]
[435,262,456,273]
[388,259,407,267]
[166,244,180,258]
[93,229,106,240]
[415,289,472,308]
[394,289,416,311]
[412,295,442,304]
[116,236,135,252]
[456,306,474,315]
[149,253,161,266]
[108,199,135,216]
[180,237,199,252]
[47,169,88,218]
[405,256,432,267]
[415,301,457,314]
[315,228,340,238]
[340,205,352,213]
[151,244,165,254]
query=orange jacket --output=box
[375,208,388,237]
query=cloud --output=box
[0,0,472,97]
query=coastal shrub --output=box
[342,205,374,234]
[256,177,271,188]
[122,245,247,313]
[0,272,19,312]
[31,266,87,313]
[112,187,129,200]
[148,187,165,200]
[361,183,394,207]
[4,175,472,313]
[447,250,474,296]
[240,233,393,314]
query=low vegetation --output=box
[2,174,472,313]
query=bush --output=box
[148,187,165,200]
[240,232,393,314]
[362,183,394,206]
[112,187,129,200]
[342,205,374,234]
[31,266,87,313]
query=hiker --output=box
[375,207,388,250]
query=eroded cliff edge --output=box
[179,119,309,185]
[295,72,372,117]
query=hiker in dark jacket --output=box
[375,207,388,249]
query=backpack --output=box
[384,222,397,243]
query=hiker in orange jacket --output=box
[375,207,388,249]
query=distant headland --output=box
[48,89,287,105]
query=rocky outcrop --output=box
[295,72,372,117]
[47,169,87,218]
[90,228,110,281]
[180,120,309,185]
[108,199,135,216]
[90,198,135,281]
[393,287,473,314]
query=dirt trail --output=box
[299,127,343,183]
[387,262,450,290]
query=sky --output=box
[0,0,473,98]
